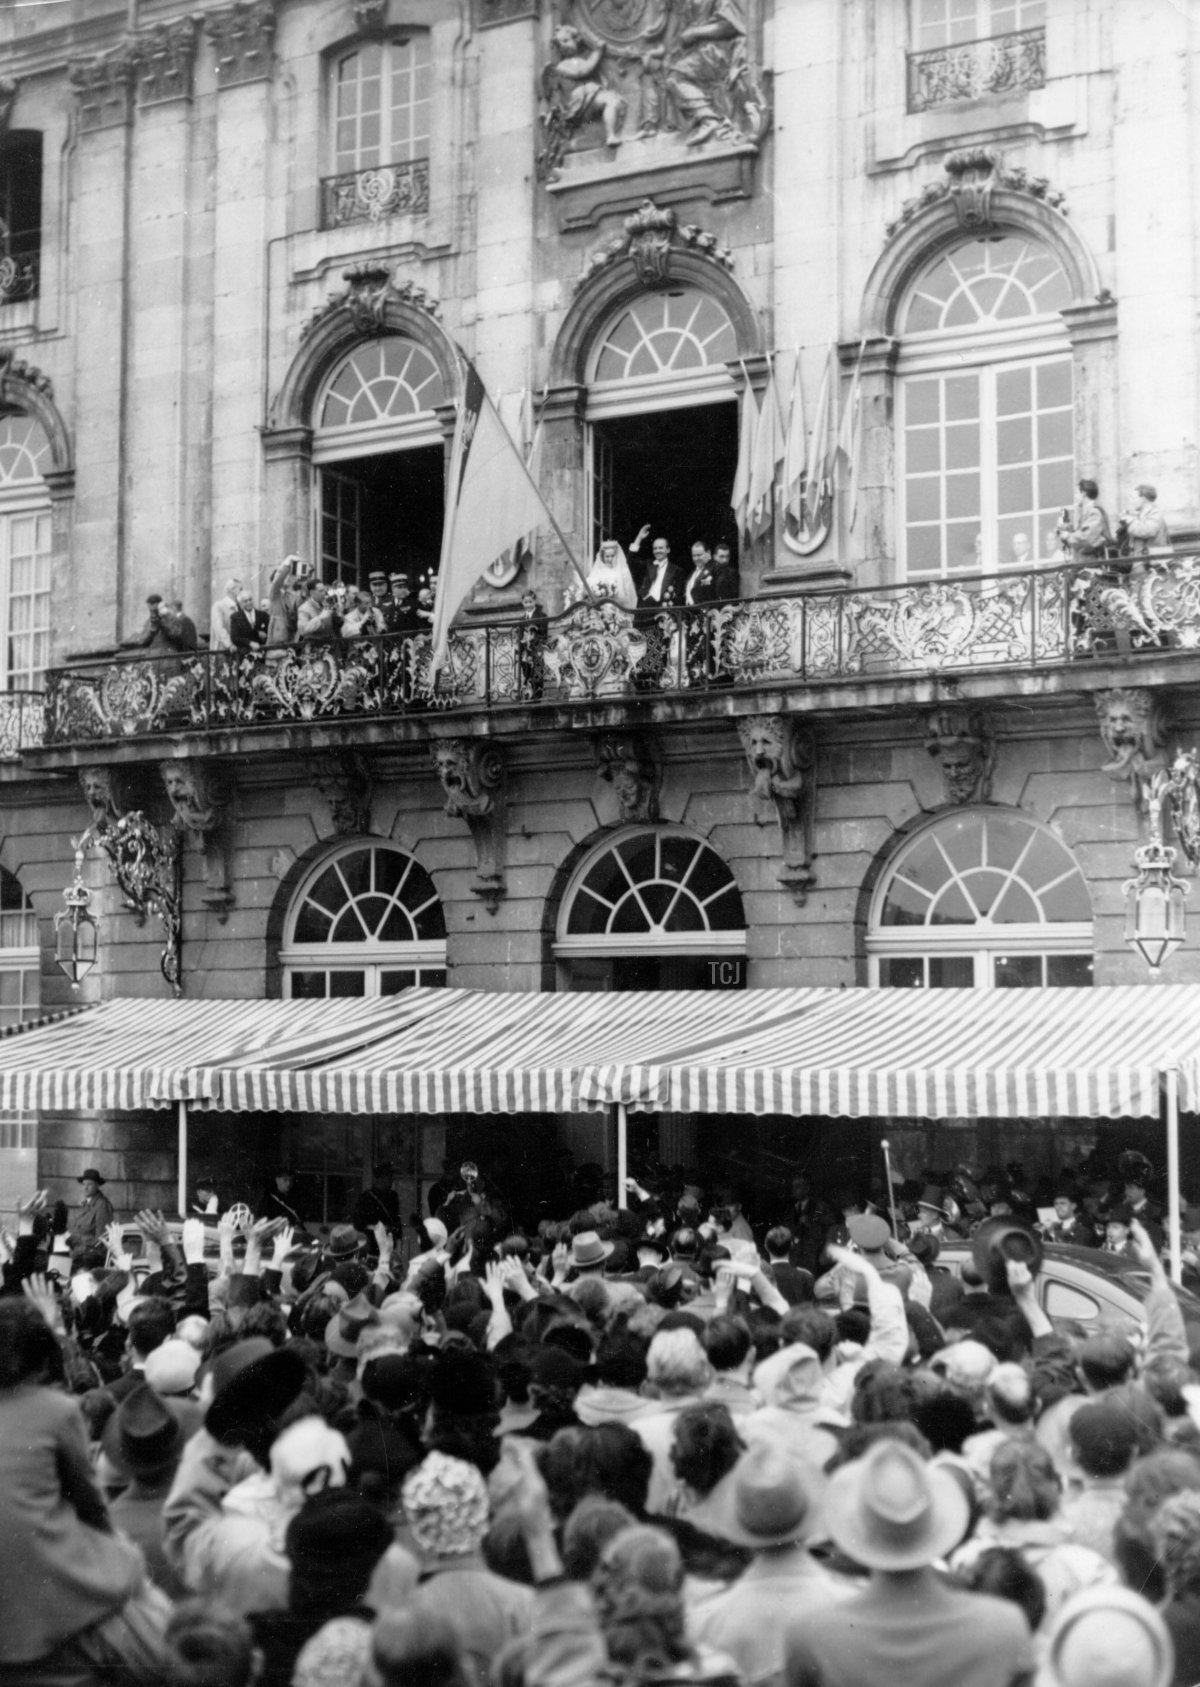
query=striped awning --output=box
[3,985,1200,1119]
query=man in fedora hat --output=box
[783,1439,1034,1687]
[66,1166,115,1262]
[692,1443,854,1684]
[104,1383,193,1597]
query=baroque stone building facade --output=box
[1,0,1199,1220]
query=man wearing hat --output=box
[105,1383,193,1597]
[383,573,420,635]
[1043,1182,1100,1249]
[782,1440,1034,1687]
[1118,1151,1164,1251]
[691,1444,853,1684]
[258,1168,305,1230]
[66,1167,115,1262]
[351,1163,400,1238]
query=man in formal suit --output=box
[517,588,549,700]
[67,1167,115,1262]
[1040,1182,1099,1249]
[230,588,267,652]
[628,533,687,689]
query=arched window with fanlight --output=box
[0,411,52,689]
[313,337,448,595]
[867,808,1093,989]
[899,234,1075,578]
[585,286,741,570]
[281,841,447,998]
[555,825,747,991]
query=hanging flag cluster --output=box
[730,345,864,545]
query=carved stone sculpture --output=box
[434,739,507,911]
[925,706,994,805]
[738,715,816,905]
[305,266,440,342]
[130,17,199,105]
[308,752,373,837]
[354,0,389,35]
[1096,688,1170,808]
[160,760,235,920]
[886,150,1066,240]
[69,48,138,131]
[205,2,277,85]
[539,22,627,178]
[537,0,769,179]
[79,766,131,829]
[595,733,660,823]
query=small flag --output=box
[804,347,834,529]
[782,348,806,528]
[748,359,783,538]
[837,341,866,531]
[731,366,759,542]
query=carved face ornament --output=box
[435,745,470,794]
[939,741,984,802]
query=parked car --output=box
[936,1240,1200,1359]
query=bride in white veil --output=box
[585,538,638,610]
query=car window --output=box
[1044,1279,1102,1321]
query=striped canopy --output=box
[2,985,1200,1118]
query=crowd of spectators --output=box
[2,1151,1199,1687]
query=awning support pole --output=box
[1167,1065,1182,1285]
[177,1098,188,1220]
[617,1103,628,1210]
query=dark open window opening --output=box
[319,445,444,592]
[0,133,41,304]
[592,402,739,569]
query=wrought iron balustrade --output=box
[0,690,45,757]
[907,26,1045,112]
[39,554,1200,746]
[0,241,38,306]
[321,158,430,227]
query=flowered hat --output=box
[401,1451,489,1559]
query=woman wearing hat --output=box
[66,1166,116,1262]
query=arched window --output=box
[584,285,741,567]
[313,337,447,593]
[281,842,447,998]
[899,235,1075,578]
[868,808,1093,989]
[0,412,52,689]
[590,289,739,383]
[556,825,746,991]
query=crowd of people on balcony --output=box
[2,1142,1200,1685]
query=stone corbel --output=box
[353,0,389,36]
[307,751,373,837]
[434,739,506,912]
[925,705,994,805]
[1096,689,1170,811]
[160,759,235,920]
[738,715,817,906]
[594,732,660,823]
[206,1,277,86]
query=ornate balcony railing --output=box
[39,555,1200,747]
[0,690,45,757]
[0,241,39,306]
[321,159,430,228]
[907,27,1045,112]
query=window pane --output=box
[945,425,980,470]
[996,366,1032,414]
[1037,360,1072,408]
[929,955,974,986]
[880,956,925,987]
[907,380,941,425]
[907,479,941,522]
[906,527,943,574]
[881,876,933,926]
[1047,954,1094,986]
[944,376,979,421]
[907,431,941,475]
[290,970,327,998]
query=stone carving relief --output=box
[925,706,994,805]
[576,198,734,291]
[160,760,235,919]
[206,2,277,86]
[595,732,660,823]
[1096,689,1170,809]
[0,351,53,399]
[305,265,441,341]
[308,752,373,837]
[69,48,138,132]
[737,714,816,906]
[131,17,199,105]
[473,0,539,27]
[79,766,134,829]
[885,148,1067,240]
[538,0,770,181]
[354,0,389,35]
[434,739,507,911]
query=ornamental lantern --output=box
[1123,771,1188,974]
[54,844,100,987]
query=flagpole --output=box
[500,373,594,601]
